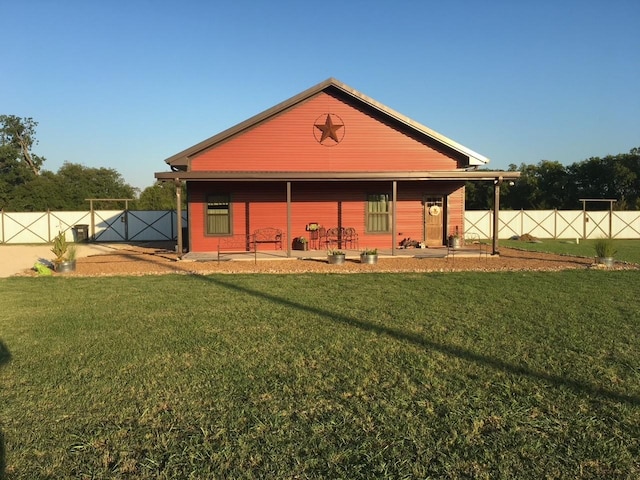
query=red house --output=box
[155,78,518,256]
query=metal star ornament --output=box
[314,114,344,144]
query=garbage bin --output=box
[73,224,89,242]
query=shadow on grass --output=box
[1,340,11,480]
[194,274,640,407]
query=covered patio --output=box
[181,243,491,264]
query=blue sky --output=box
[3,0,639,191]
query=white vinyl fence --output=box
[0,209,187,244]
[465,210,640,240]
[1,209,639,244]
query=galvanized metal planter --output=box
[55,260,76,273]
[360,253,378,264]
[327,254,346,265]
[596,257,615,268]
[448,236,461,249]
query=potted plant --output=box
[293,236,309,251]
[327,249,346,265]
[51,231,77,273]
[594,237,617,267]
[448,226,462,249]
[360,248,378,264]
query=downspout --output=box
[492,176,503,255]
[175,179,183,259]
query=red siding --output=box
[190,92,460,172]
[183,88,471,253]
[187,181,465,252]
[447,185,465,237]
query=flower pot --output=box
[360,253,378,264]
[448,236,461,249]
[293,239,308,251]
[327,254,346,265]
[55,260,76,273]
[596,257,615,268]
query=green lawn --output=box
[1,271,639,479]
[499,238,640,264]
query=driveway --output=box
[0,243,115,278]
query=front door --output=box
[424,196,444,246]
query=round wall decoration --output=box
[313,113,345,146]
[429,205,441,216]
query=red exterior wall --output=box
[190,92,462,172]
[184,88,469,253]
[188,181,465,252]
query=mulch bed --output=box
[18,244,639,277]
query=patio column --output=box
[286,181,292,257]
[492,176,502,255]
[392,180,397,256]
[175,179,183,259]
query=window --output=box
[206,194,231,234]
[366,194,390,232]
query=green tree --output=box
[0,116,44,209]
[137,181,185,210]
[568,149,639,209]
[0,115,45,176]
[6,171,61,211]
[54,162,137,210]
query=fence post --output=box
[520,209,523,236]
[609,202,613,239]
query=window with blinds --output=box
[206,194,231,234]
[366,194,390,232]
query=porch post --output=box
[392,180,397,256]
[492,176,502,255]
[608,199,613,239]
[175,179,183,259]
[89,199,95,241]
[286,181,292,258]
[581,199,587,240]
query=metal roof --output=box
[161,78,491,169]
[155,170,520,182]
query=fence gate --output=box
[87,199,133,242]
[581,199,616,239]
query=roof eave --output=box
[154,170,519,182]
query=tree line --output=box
[466,148,640,211]
[1,115,180,211]
[2,115,638,212]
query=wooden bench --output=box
[251,227,283,250]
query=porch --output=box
[181,243,491,263]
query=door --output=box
[424,196,444,246]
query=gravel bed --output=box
[16,245,639,277]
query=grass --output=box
[499,238,640,264]
[1,270,640,479]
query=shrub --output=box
[594,237,617,257]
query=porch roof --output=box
[155,170,520,182]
